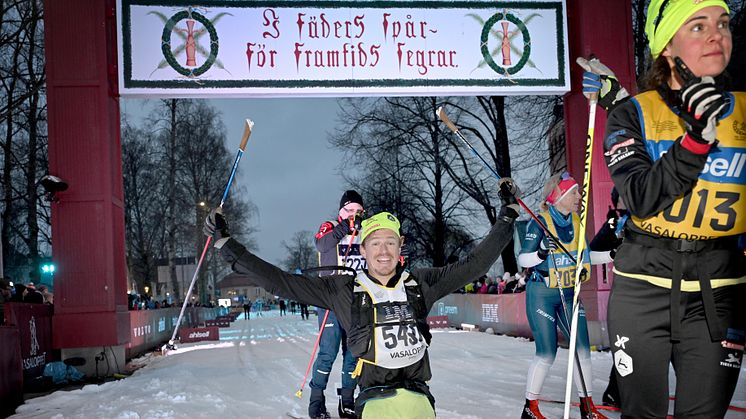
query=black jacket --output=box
[604,90,745,283]
[218,213,516,393]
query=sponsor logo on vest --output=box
[702,151,745,180]
[389,345,425,359]
[188,331,211,339]
[648,140,746,183]
[638,220,716,240]
[550,253,575,268]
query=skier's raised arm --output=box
[414,178,521,303]
[204,208,343,311]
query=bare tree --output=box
[0,0,47,280]
[332,96,472,267]
[122,119,167,294]
[281,230,316,271]
[123,99,257,303]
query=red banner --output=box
[3,303,56,382]
[179,327,219,343]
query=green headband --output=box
[645,0,729,59]
[361,212,400,243]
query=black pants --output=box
[608,276,745,418]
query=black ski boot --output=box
[338,388,357,419]
[602,372,621,408]
[308,389,330,419]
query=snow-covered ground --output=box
[9,310,746,418]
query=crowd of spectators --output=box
[0,277,54,325]
[456,271,527,295]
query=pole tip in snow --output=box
[295,389,303,398]
[239,119,254,151]
[436,106,458,134]
[160,339,178,355]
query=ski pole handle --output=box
[239,118,253,151]
[220,119,254,207]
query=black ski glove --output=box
[204,208,231,245]
[537,236,558,260]
[332,218,352,239]
[350,214,363,234]
[497,177,521,219]
[675,57,728,145]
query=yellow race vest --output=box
[541,211,591,288]
[630,91,746,239]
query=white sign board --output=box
[117,0,569,98]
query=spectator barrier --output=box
[3,303,57,387]
[126,306,218,359]
[429,293,608,347]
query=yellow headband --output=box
[361,212,400,243]
[645,0,729,59]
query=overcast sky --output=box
[122,98,353,267]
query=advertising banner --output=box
[118,0,569,97]
[179,326,220,343]
[3,303,55,382]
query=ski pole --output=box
[436,106,578,265]
[295,223,358,398]
[563,91,598,418]
[296,308,330,398]
[163,119,254,353]
[549,251,590,400]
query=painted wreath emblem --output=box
[480,12,531,76]
[149,8,231,78]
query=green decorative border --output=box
[480,12,531,76]
[161,10,219,77]
[121,1,566,91]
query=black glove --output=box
[579,268,589,283]
[203,208,231,243]
[674,57,728,145]
[497,177,521,219]
[606,208,619,231]
[349,214,363,234]
[537,236,558,260]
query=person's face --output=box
[663,6,731,87]
[360,228,402,284]
[339,203,363,220]
[554,187,581,215]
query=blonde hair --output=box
[540,172,564,211]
